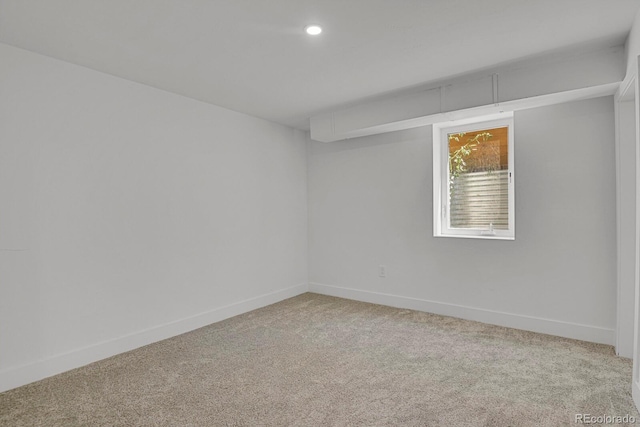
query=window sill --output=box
[434,233,515,241]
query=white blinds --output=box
[449,169,509,230]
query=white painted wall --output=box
[623,7,640,413]
[632,54,640,415]
[0,43,308,391]
[311,44,623,142]
[625,8,640,88]
[615,96,636,358]
[308,96,617,345]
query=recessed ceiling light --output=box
[304,25,322,36]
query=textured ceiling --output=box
[1,0,639,129]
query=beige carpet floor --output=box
[0,293,638,426]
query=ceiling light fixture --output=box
[304,24,322,36]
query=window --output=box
[433,112,514,240]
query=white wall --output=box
[311,44,622,143]
[0,43,308,391]
[625,8,640,88]
[615,96,636,358]
[308,96,617,345]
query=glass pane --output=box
[448,126,509,230]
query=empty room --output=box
[3,1,640,425]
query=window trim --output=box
[433,112,515,240]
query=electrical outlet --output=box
[379,265,386,278]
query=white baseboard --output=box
[309,282,615,346]
[0,283,308,393]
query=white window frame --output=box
[433,112,515,240]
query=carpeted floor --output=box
[0,293,638,426]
